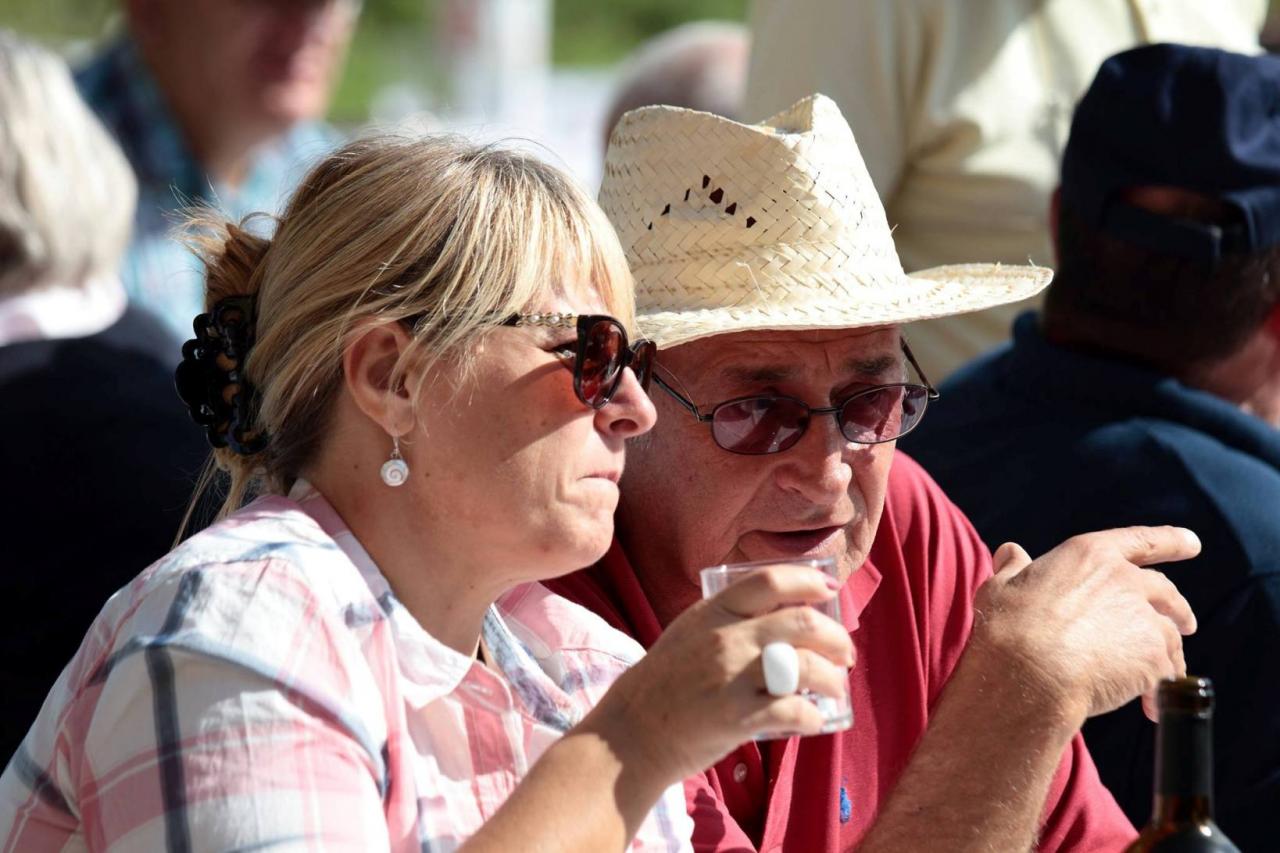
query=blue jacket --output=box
[901,312,1280,847]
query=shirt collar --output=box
[841,554,881,633]
[0,275,127,347]
[288,477,380,579]
[286,478,475,693]
[1004,311,1280,470]
[284,479,582,730]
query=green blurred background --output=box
[0,0,749,123]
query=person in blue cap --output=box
[902,43,1280,845]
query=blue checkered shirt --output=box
[75,36,339,342]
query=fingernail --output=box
[824,575,841,591]
[1180,528,1202,550]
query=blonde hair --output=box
[186,134,635,523]
[0,30,136,295]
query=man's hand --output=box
[972,525,1200,725]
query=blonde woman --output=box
[0,136,853,851]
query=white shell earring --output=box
[380,436,410,487]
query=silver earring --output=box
[380,436,409,487]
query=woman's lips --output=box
[750,526,844,557]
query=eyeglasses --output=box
[651,340,939,455]
[504,313,656,410]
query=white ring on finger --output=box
[761,641,801,697]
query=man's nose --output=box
[772,413,854,500]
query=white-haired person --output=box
[0,30,206,763]
[0,134,854,851]
[602,21,750,151]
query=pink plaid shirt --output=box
[0,482,692,851]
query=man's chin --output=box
[258,88,331,127]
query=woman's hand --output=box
[457,565,854,853]
[582,563,856,784]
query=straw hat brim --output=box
[636,262,1053,348]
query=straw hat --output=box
[599,94,1053,348]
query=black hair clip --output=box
[174,295,268,455]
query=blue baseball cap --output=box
[1061,43,1280,263]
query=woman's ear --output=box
[342,320,419,437]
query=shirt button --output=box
[733,762,748,783]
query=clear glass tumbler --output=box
[700,556,854,738]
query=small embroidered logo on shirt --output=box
[839,781,852,823]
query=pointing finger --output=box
[1112,526,1202,567]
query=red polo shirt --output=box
[545,452,1135,852]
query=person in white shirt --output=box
[744,0,1265,378]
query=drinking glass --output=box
[700,556,854,738]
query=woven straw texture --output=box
[599,94,1053,347]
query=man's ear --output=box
[342,320,418,438]
[1049,186,1062,265]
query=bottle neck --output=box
[1152,710,1214,825]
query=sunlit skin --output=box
[308,288,657,656]
[618,325,905,627]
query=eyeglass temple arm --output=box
[650,372,715,422]
[501,313,578,328]
[901,339,940,399]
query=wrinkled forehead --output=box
[659,325,903,388]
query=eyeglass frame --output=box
[650,338,940,454]
[501,312,656,410]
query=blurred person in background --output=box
[602,21,749,151]
[902,45,1280,847]
[75,0,358,340]
[0,134,855,850]
[745,0,1265,381]
[0,30,206,762]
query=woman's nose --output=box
[598,365,658,439]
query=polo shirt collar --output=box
[285,480,580,730]
[1004,311,1280,471]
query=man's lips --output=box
[749,525,845,556]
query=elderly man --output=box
[75,0,357,339]
[548,95,1199,850]
[903,45,1280,848]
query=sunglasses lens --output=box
[579,319,626,408]
[839,385,928,443]
[712,397,809,455]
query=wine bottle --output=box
[1126,677,1238,852]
